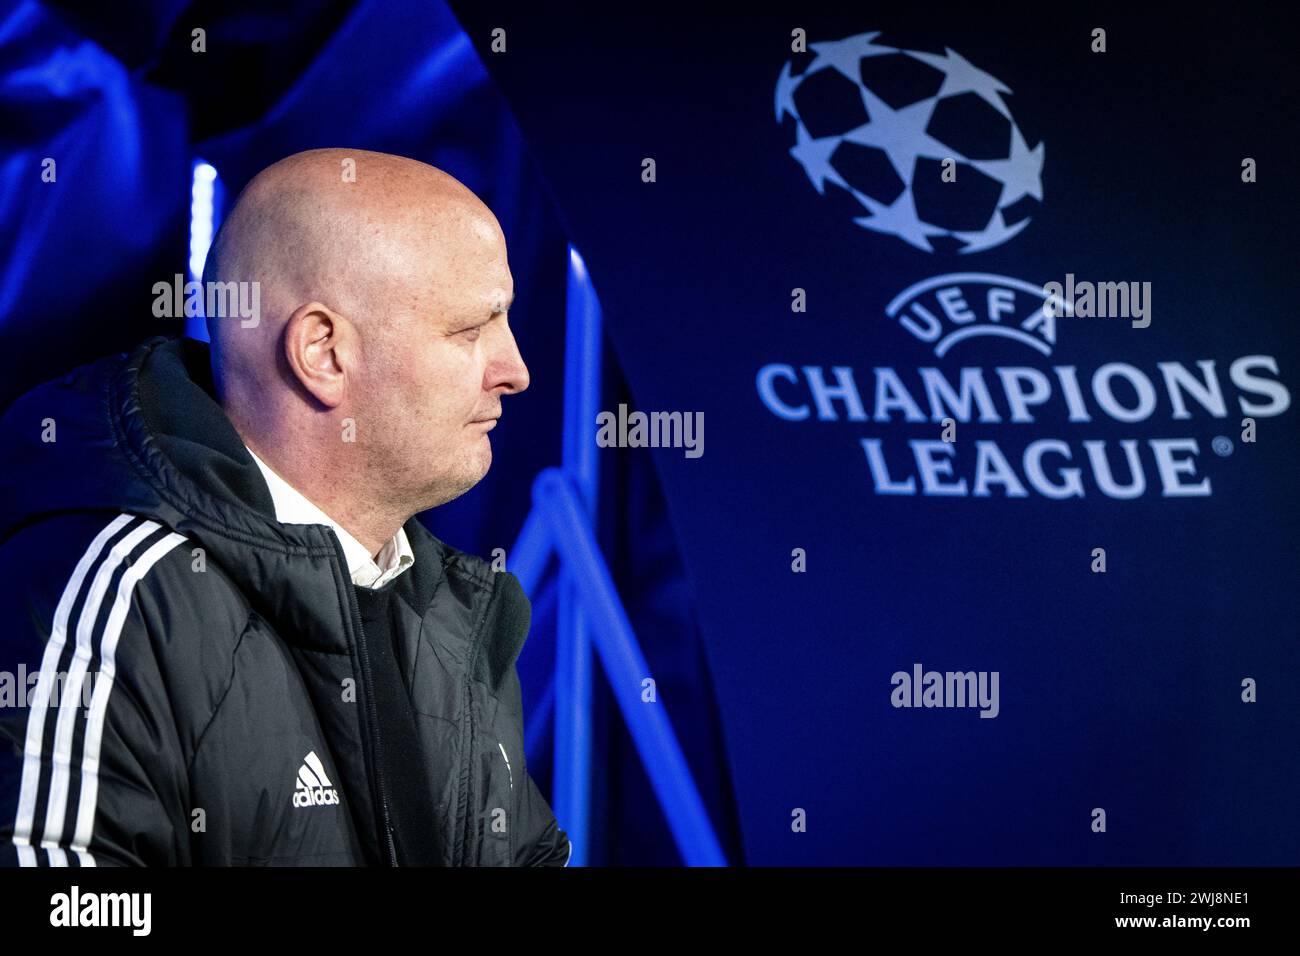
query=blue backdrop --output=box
[448,5,1299,864]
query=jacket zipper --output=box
[336,539,399,866]
[455,575,502,865]
[456,671,475,866]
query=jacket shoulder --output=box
[0,510,252,666]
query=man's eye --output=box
[460,325,484,340]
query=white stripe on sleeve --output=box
[41,520,163,853]
[12,513,136,862]
[70,531,187,858]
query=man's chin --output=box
[422,463,490,510]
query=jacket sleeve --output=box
[0,513,194,867]
[515,767,572,866]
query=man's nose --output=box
[489,323,530,395]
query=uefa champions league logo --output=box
[775,31,1045,254]
[761,32,1290,501]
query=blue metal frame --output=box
[508,245,726,866]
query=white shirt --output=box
[244,444,414,589]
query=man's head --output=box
[203,148,529,526]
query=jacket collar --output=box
[112,335,443,654]
[242,441,415,588]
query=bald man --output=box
[0,149,571,867]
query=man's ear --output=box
[283,301,355,408]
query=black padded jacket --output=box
[0,335,571,867]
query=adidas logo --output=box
[292,751,340,808]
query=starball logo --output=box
[766,33,1291,500]
[775,31,1044,255]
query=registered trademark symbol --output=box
[1211,436,1233,457]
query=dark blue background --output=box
[449,4,1299,864]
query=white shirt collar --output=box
[243,444,414,589]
